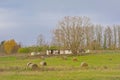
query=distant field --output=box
[0,52,120,80]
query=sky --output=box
[0,0,120,46]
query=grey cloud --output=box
[0,0,120,45]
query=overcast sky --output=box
[0,0,120,46]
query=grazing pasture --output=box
[0,53,120,80]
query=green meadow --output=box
[0,53,120,80]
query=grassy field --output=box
[0,53,120,80]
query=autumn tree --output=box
[3,39,19,54]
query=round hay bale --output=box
[40,61,47,66]
[73,57,78,61]
[28,63,38,69]
[85,49,90,53]
[80,62,88,67]
[27,62,32,66]
[31,52,36,56]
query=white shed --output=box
[46,49,72,55]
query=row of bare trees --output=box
[52,16,120,54]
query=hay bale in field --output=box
[37,52,41,55]
[29,64,38,69]
[27,63,38,69]
[27,62,32,66]
[40,61,47,66]
[30,52,36,56]
[80,62,88,67]
[85,49,90,53]
[73,57,78,61]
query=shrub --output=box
[18,47,31,53]
[18,46,48,53]
[48,46,58,50]
[72,57,78,61]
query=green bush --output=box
[18,46,48,53]
[48,46,58,50]
[18,47,31,53]
[36,47,43,52]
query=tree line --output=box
[52,16,120,54]
[0,16,120,54]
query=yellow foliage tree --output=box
[3,39,18,54]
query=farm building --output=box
[46,49,90,55]
[46,49,72,55]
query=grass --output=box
[0,70,120,80]
[0,53,120,80]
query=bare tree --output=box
[95,25,103,49]
[105,26,112,49]
[117,26,120,49]
[53,16,92,54]
[112,25,117,49]
[37,34,46,47]
[103,28,107,49]
[84,25,95,49]
[52,16,120,51]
